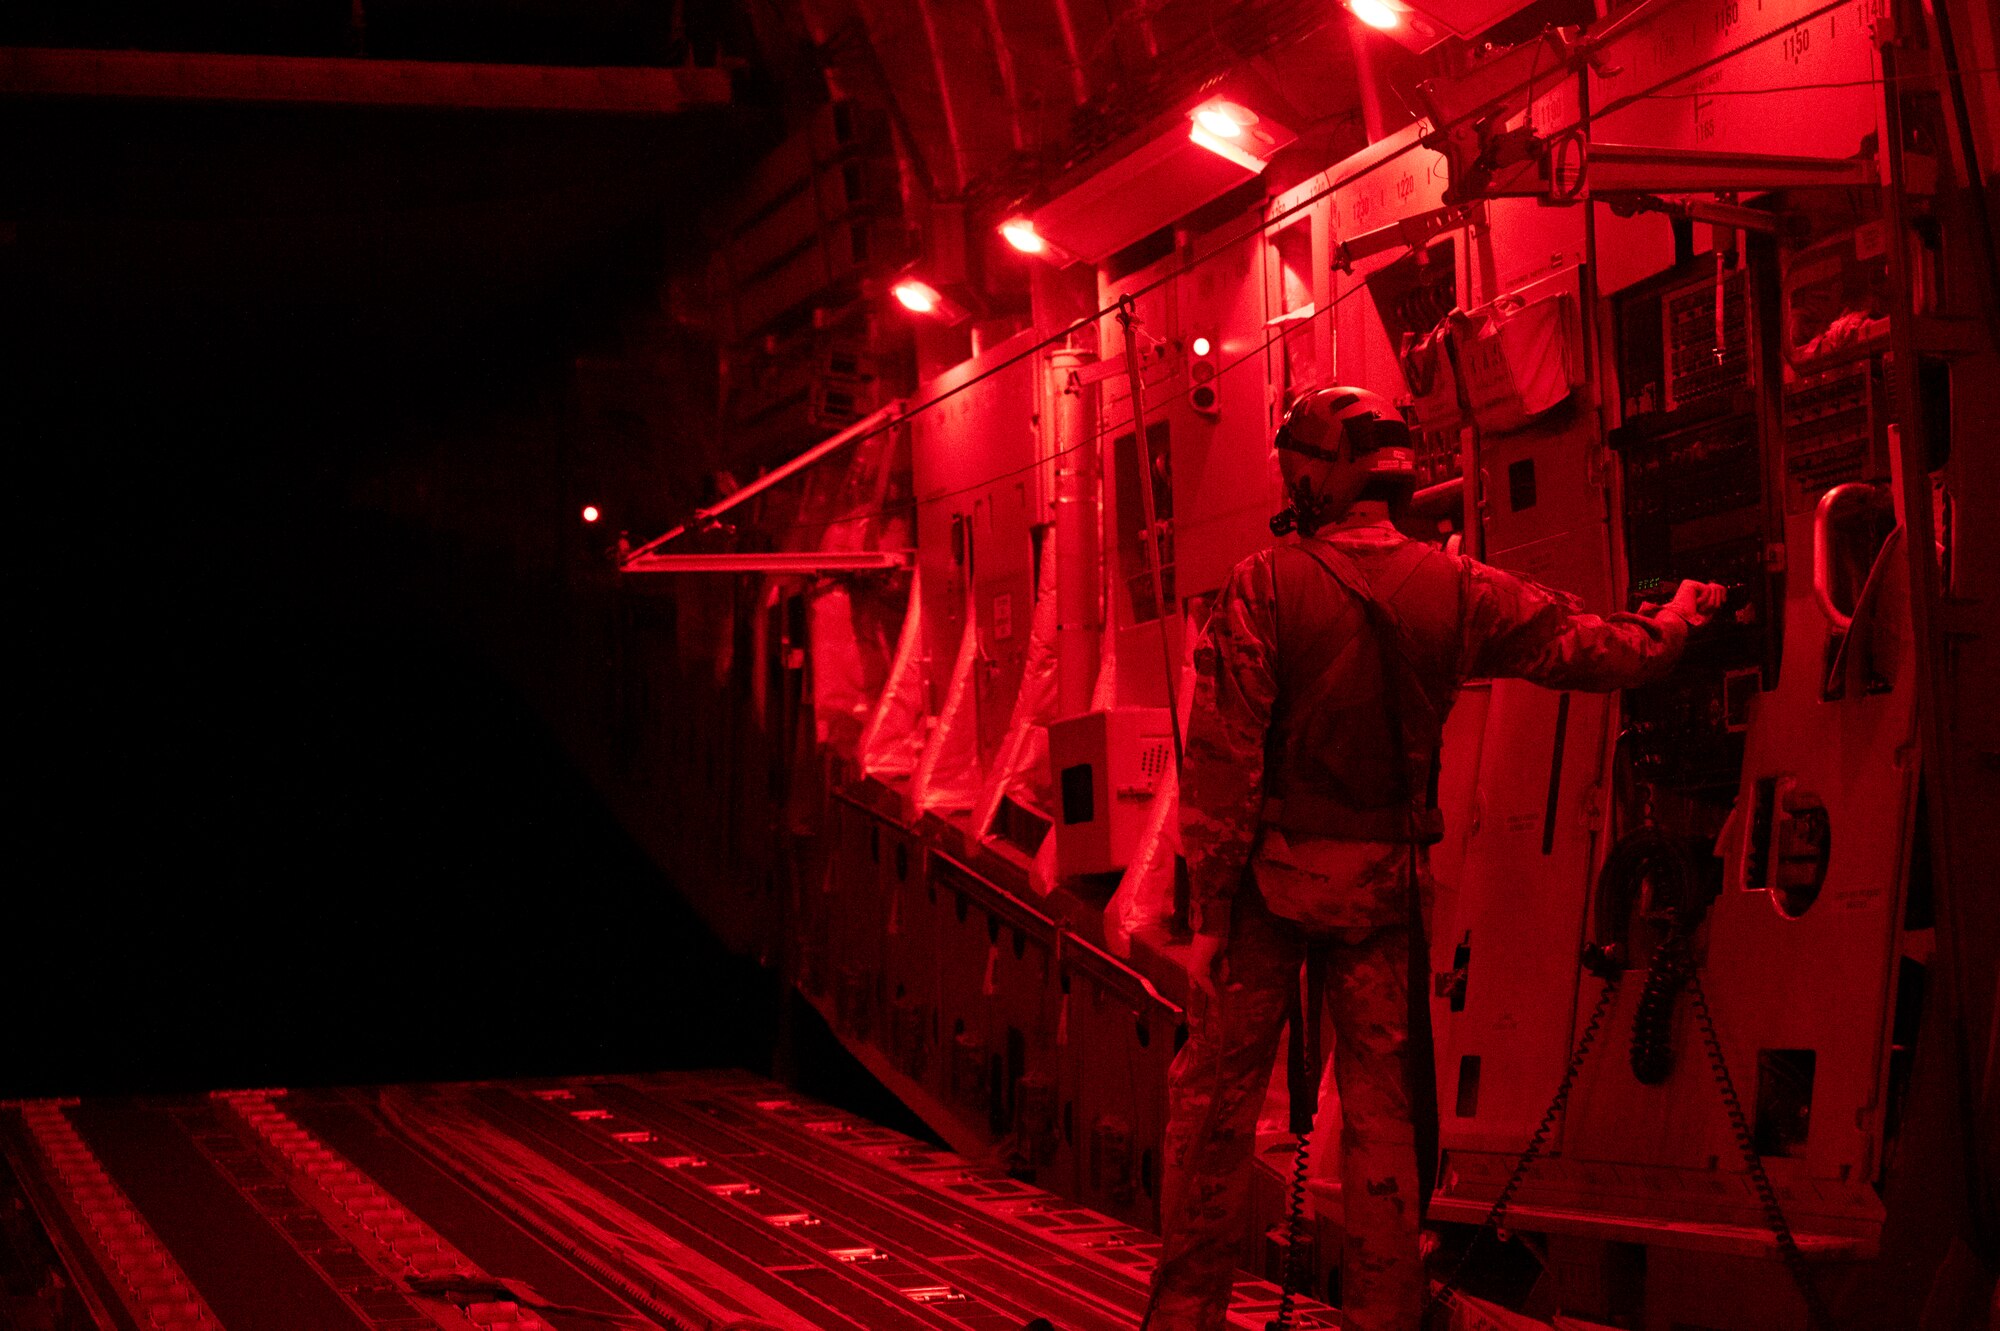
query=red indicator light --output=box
[1349,0,1401,29]
[1191,336,1212,357]
[581,505,601,523]
[1000,220,1046,255]
[893,280,942,314]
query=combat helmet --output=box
[1270,386,1416,535]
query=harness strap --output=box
[1282,535,1443,1223]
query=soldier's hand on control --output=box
[1664,579,1729,627]
[1185,932,1227,1001]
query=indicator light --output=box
[1349,0,1401,29]
[893,280,942,314]
[1000,219,1046,254]
[581,505,601,523]
[1188,334,1221,416]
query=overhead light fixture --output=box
[889,274,975,323]
[1193,105,1250,139]
[893,279,942,314]
[1000,219,1047,254]
[1348,0,1403,29]
[1188,98,1293,174]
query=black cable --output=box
[1592,829,1711,1086]
[1272,1131,1314,1331]
[1629,918,1696,1084]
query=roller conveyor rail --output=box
[0,1072,1340,1331]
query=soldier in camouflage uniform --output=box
[1147,386,1724,1331]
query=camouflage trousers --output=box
[1148,888,1423,1331]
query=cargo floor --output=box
[1,1071,1338,1331]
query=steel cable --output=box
[1426,967,1622,1314]
[1687,969,1838,1331]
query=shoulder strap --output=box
[1371,539,1437,611]
[1293,536,1443,796]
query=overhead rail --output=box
[0,46,732,113]
[620,399,908,567]
[622,550,913,575]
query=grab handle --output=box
[1813,482,1892,631]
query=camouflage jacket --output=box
[1182,518,1693,937]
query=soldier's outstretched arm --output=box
[1465,562,1721,692]
[1180,555,1280,947]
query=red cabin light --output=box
[1191,336,1212,357]
[1188,99,1282,174]
[1000,219,1046,255]
[581,505,601,524]
[893,280,942,314]
[1348,0,1401,29]
[1193,105,1249,139]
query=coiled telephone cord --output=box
[1628,915,1697,1084]
[1270,1128,1315,1330]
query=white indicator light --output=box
[581,505,601,523]
[1191,337,1212,357]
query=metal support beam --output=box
[1333,204,1473,271]
[622,550,913,575]
[1550,142,1877,198]
[623,400,908,562]
[0,46,731,113]
[1051,346,1100,720]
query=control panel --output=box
[1613,259,1777,794]
[1781,355,1891,513]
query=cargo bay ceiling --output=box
[785,0,1396,206]
[3,0,1559,534]
[655,0,1487,498]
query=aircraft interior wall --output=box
[620,1,2000,1322]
